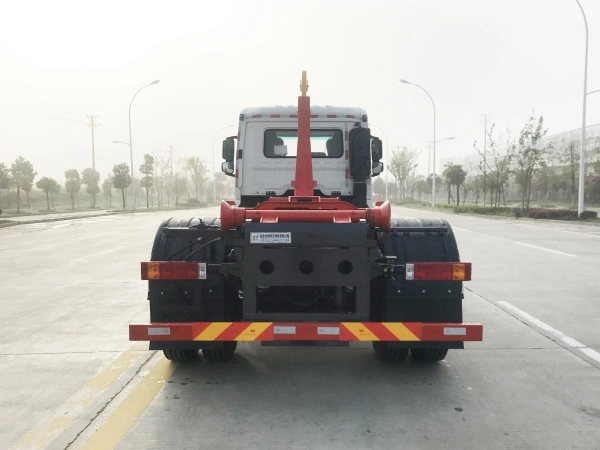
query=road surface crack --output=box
[62,351,157,449]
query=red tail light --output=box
[405,263,471,281]
[141,262,207,280]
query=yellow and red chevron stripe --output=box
[130,322,483,342]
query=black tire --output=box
[163,349,200,362]
[410,348,448,362]
[202,342,237,363]
[373,342,409,363]
[151,217,221,263]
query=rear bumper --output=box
[129,322,483,342]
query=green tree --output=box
[470,174,485,206]
[153,152,170,207]
[81,168,101,208]
[36,176,59,211]
[0,163,10,191]
[64,169,81,209]
[416,177,429,202]
[474,124,515,207]
[50,179,60,208]
[0,163,10,210]
[515,115,549,211]
[386,181,397,200]
[184,157,206,201]
[388,147,419,200]
[593,146,600,172]
[112,163,132,209]
[426,174,442,199]
[372,177,386,198]
[139,153,155,209]
[556,139,578,206]
[11,156,37,212]
[102,175,113,207]
[443,164,467,206]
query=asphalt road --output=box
[1,206,599,450]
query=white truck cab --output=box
[221,105,383,207]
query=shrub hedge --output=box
[435,204,598,220]
[527,209,598,220]
[186,198,201,205]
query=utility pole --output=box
[426,141,432,203]
[481,114,490,206]
[426,141,432,176]
[481,114,489,156]
[168,145,178,206]
[574,0,588,217]
[85,115,100,169]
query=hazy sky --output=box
[1,0,599,183]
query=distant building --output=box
[439,123,600,177]
[540,123,600,174]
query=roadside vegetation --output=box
[374,114,600,223]
[0,152,234,215]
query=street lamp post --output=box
[369,123,389,199]
[423,137,454,202]
[400,79,438,206]
[128,80,159,209]
[574,0,588,217]
[212,124,234,203]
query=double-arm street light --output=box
[432,136,455,180]
[128,80,160,209]
[212,124,234,202]
[400,79,441,207]
[574,0,588,217]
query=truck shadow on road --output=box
[121,344,468,448]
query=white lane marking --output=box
[514,241,577,258]
[451,226,577,257]
[452,226,469,232]
[517,223,600,240]
[72,246,128,262]
[580,348,600,361]
[497,300,600,365]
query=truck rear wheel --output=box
[202,342,237,363]
[372,342,409,362]
[372,218,464,363]
[163,349,200,362]
[410,348,448,362]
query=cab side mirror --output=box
[371,137,382,162]
[221,161,234,177]
[222,138,235,162]
[349,128,372,181]
[372,161,384,177]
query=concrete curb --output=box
[0,205,220,229]
[0,212,118,229]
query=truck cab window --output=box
[264,129,343,158]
